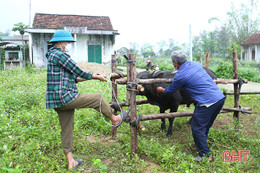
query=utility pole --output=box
[189,24,193,61]
[29,0,32,27]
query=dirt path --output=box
[218,81,260,92]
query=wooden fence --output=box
[110,52,253,154]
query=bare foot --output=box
[68,160,78,170]
[111,109,130,127]
[112,114,122,126]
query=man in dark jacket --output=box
[156,50,225,161]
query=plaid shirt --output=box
[46,46,93,109]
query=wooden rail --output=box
[124,107,251,122]
[115,78,248,85]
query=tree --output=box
[163,39,180,57]
[12,22,29,63]
[192,35,203,60]
[157,40,167,56]
[199,31,216,55]
[141,43,154,58]
[225,0,260,56]
[12,22,29,45]
[129,42,139,55]
[196,0,260,58]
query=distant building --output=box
[241,34,260,63]
[1,35,29,45]
[0,35,28,70]
[25,13,119,67]
[2,44,25,70]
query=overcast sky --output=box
[0,0,257,50]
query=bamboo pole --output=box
[110,72,127,78]
[111,53,118,139]
[127,54,138,154]
[215,78,248,84]
[115,78,248,85]
[224,92,260,95]
[205,52,210,68]
[111,99,252,114]
[233,52,240,121]
[124,107,251,122]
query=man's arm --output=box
[156,87,165,93]
[77,73,107,82]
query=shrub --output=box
[215,62,233,78]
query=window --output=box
[8,52,19,60]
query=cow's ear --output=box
[152,71,164,78]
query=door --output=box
[88,45,102,64]
[252,50,255,61]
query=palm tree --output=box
[12,22,28,45]
[12,22,29,64]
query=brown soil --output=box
[77,62,112,76]
[86,135,117,146]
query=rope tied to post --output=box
[130,114,142,126]
[239,106,251,114]
[127,60,136,63]
[126,82,139,92]
[234,77,245,107]
[236,77,245,93]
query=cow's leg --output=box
[166,107,178,137]
[160,108,166,132]
[166,117,175,137]
[186,117,193,124]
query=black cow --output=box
[136,68,217,137]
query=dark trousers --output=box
[191,98,225,157]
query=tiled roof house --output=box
[25,13,119,67]
[241,34,260,62]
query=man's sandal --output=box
[113,109,130,128]
[185,146,197,152]
[73,159,83,170]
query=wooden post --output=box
[111,53,118,139]
[232,52,239,122]
[257,63,260,76]
[127,54,138,154]
[205,52,210,68]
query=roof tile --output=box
[33,13,114,30]
[241,34,260,45]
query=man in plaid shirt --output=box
[46,30,129,170]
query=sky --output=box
[0,0,257,50]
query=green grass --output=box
[0,68,259,172]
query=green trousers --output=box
[54,93,113,154]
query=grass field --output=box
[0,68,259,172]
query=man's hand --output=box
[92,73,108,82]
[156,87,165,94]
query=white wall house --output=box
[241,34,260,63]
[25,13,119,67]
